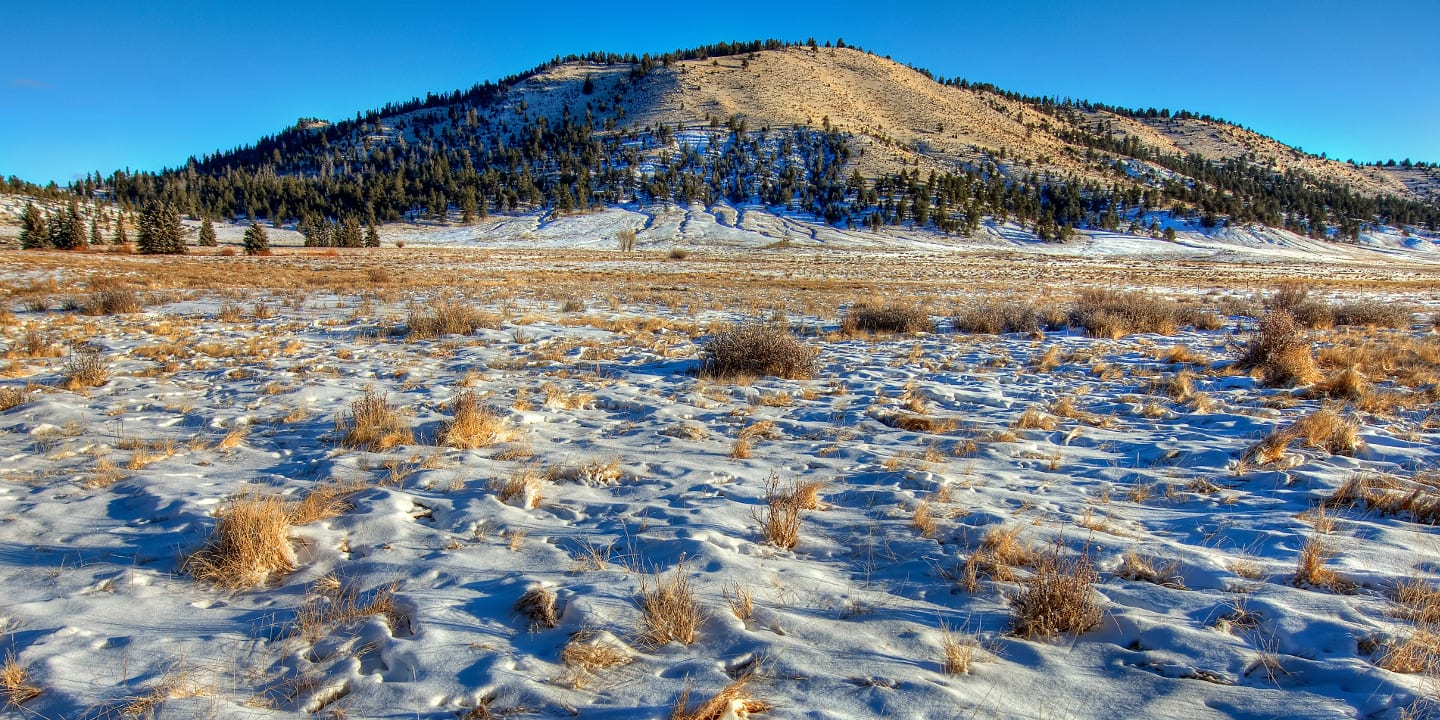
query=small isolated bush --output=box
[952,299,1042,334]
[1236,311,1319,386]
[1393,579,1440,624]
[1310,366,1369,400]
[62,343,109,390]
[701,324,815,380]
[617,228,637,252]
[515,586,559,629]
[1289,408,1362,455]
[184,492,296,588]
[81,284,142,315]
[940,623,985,674]
[1009,549,1103,639]
[1332,300,1412,328]
[407,295,500,339]
[637,559,702,647]
[0,387,28,412]
[668,246,690,260]
[336,387,413,451]
[842,302,934,335]
[1069,289,1184,338]
[1116,550,1186,589]
[438,390,509,449]
[1367,629,1440,674]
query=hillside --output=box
[85,42,1440,244]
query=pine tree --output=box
[112,214,128,246]
[19,203,48,250]
[243,222,269,255]
[364,222,380,248]
[198,218,217,247]
[89,214,102,247]
[137,201,185,254]
[337,217,362,248]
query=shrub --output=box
[1,651,42,707]
[617,229,637,251]
[1332,301,1412,328]
[0,387,28,412]
[81,281,142,315]
[1009,549,1103,639]
[667,246,690,260]
[184,492,296,588]
[701,324,815,380]
[637,560,702,647]
[1068,289,1182,338]
[755,473,804,549]
[669,675,770,720]
[407,295,500,339]
[560,629,631,689]
[952,299,1043,334]
[62,343,109,390]
[336,387,413,451]
[842,302,934,335]
[515,586,559,629]
[1236,311,1319,386]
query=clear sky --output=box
[3,0,1436,186]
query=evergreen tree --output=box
[19,203,48,250]
[243,222,269,255]
[89,214,102,247]
[198,218,218,247]
[337,217,362,248]
[364,222,380,248]
[137,201,185,254]
[49,202,86,250]
[112,214,128,246]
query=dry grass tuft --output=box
[1332,301,1412,328]
[1236,311,1320,386]
[287,479,366,525]
[291,579,409,643]
[701,324,815,380]
[1,652,41,708]
[515,586,559,629]
[637,559,703,648]
[407,295,501,339]
[1394,580,1440,624]
[81,286,143,316]
[1245,408,1360,465]
[1292,536,1355,592]
[1009,549,1104,639]
[1115,550,1186,589]
[336,387,413,451]
[184,491,296,589]
[559,629,631,689]
[754,473,808,549]
[1367,629,1440,674]
[911,501,937,538]
[842,302,933,335]
[492,467,546,508]
[1069,289,1184,338]
[723,581,756,621]
[1309,365,1370,401]
[668,673,771,720]
[940,623,985,675]
[438,390,509,449]
[1327,473,1440,524]
[1013,407,1058,431]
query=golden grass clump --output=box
[1068,289,1185,338]
[287,479,366,525]
[669,674,771,720]
[1009,550,1104,639]
[637,560,703,648]
[1394,580,1440,624]
[291,579,408,643]
[1013,407,1058,431]
[2,652,41,708]
[841,301,934,335]
[336,387,413,451]
[1326,473,1440,524]
[940,623,984,675]
[1309,365,1370,401]
[184,492,297,589]
[1368,629,1440,674]
[701,324,815,380]
[559,629,631,689]
[438,390,509,449]
[1292,536,1355,592]
[1115,550,1186,589]
[1332,301,1412,328]
[515,586,559,629]
[80,285,143,315]
[1236,311,1320,386]
[1289,408,1362,455]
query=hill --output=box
[88,40,1440,244]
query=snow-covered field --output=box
[1,228,1440,719]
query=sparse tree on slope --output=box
[19,203,48,250]
[198,218,217,247]
[243,222,269,255]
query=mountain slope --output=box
[102,42,1440,242]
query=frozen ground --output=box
[0,231,1439,719]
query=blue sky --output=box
[3,0,1436,185]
